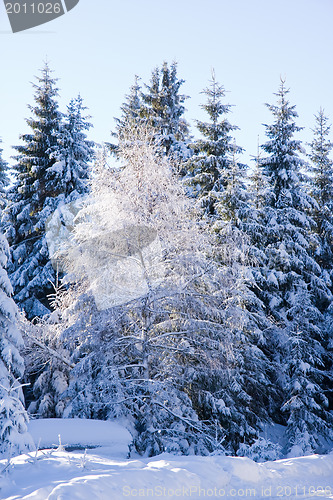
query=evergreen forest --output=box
[0,61,332,460]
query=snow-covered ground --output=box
[0,419,332,499]
[28,418,132,457]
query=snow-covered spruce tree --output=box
[0,139,9,212]
[240,144,284,426]
[186,77,275,455]
[0,232,33,457]
[206,226,276,456]
[215,148,249,227]
[51,94,94,201]
[248,140,270,212]
[109,76,143,156]
[281,289,331,457]
[307,109,333,413]
[308,109,333,301]
[18,94,94,413]
[211,151,277,455]
[53,124,263,456]
[258,80,332,454]
[4,63,63,318]
[20,295,73,419]
[244,146,272,300]
[141,61,191,164]
[185,73,242,218]
[4,65,93,319]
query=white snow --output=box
[1,449,333,499]
[267,271,279,287]
[0,419,332,499]
[28,418,132,456]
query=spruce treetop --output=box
[261,80,307,208]
[196,72,238,152]
[187,72,242,218]
[116,75,142,133]
[52,94,94,199]
[111,64,190,163]
[13,62,62,212]
[307,108,333,293]
[141,61,190,160]
[308,108,333,209]
[21,62,61,150]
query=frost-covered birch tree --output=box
[48,123,264,456]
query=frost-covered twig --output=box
[24,330,75,369]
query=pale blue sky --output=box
[1,0,332,165]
